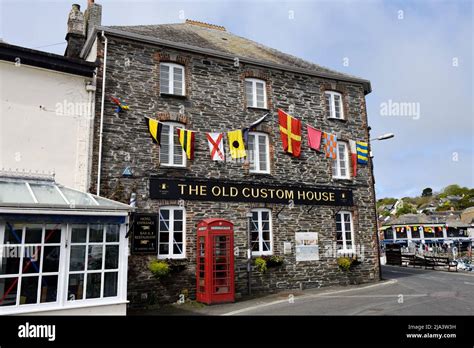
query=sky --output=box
[0,0,472,199]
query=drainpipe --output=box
[97,30,108,196]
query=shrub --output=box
[337,257,353,272]
[265,255,285,267]
[254,257,267,273]
[148,260,170,278]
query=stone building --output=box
[72,1,378,307]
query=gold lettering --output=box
[230,187,238,197]
[322,192,329,201]
[297,190,306,200]
[329,192,335,201]
[306,191,314,200]
[285,190,294,200]
[251,188,259,198]
[178,184,186,195]
[222,186,229,197]
[260,188,268,199]
[242,187,250,198]
[200,186,207,196]
[276,189,284,199]
[212,186,221,196]
[314,191,322,201]
[189,185,199,195]
[268,189,275,198]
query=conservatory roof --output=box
[0,173,132,213]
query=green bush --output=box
[265,255,285,267]
[254,257,267,273]
[148,260,170,278]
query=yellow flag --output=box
[227,129,246,159]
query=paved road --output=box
[226,266,474,315]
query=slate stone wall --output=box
[90,36,379,308]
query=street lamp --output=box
[369,131,395,281]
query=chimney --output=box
[65,4,85,58]
[84,0,102,39]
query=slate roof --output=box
[385,213,469,227]
[102,20,370,91]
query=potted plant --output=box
[254,257,268,273]
[336,256,353,272]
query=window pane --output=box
[248,135,256,171]
[20,276,38,304]
[160,125,170,164]
[258,136,268,171]
[245,80,254,107]
[261,211,269,221]
[89,224,103,242]
[4,223,23,244]
[160,209,169,220]
[336,213,342,223]
[0,277,18,306]
[325,93,332,117]
[159,243,169,255]
[173,243,183,255]
[25,224,42,244]
[22,246,41,274]
[71,225,87,243]
[45,224,61,244]
[42,246,60,272]
[159,232,169,243]
[173,128,184,165]
[332,158,338,176]
[40,275,58,303]
[105,224,120,242]
[105,245,119,269]
[87,245,103,270]
[160,64,170,94]
[68,274,84,301]
[104,272,118,297]
[336,222,342,232]
[173,67,183,95]
[174,220,183,232]
[0,248,20,275]
[174,232,183,243]
[86,273,101,299]
[174,209,183,221]
[70,245,86,271]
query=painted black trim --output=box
[0,42,96,77]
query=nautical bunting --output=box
[278,109,302,157]
[145,117,162,145]
[206,132,225,161]
[177,129,195,160]
[307,125,322,151]
[227,129,246,159]
[348,140,358,177]
[356,141,369,164]
[322,132,337,159]
[111,97,130,113]
[243,113,269,144]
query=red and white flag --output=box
[206,132,225,161]
[349,140,357,177]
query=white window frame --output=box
[336,211,355,253]
[158,206,186,259]
[160,62,185,96]
[0,220,128,315]
[332,141,350,179]
[325,91,344,120]
[159,122,186,168]
[250,208,273,256]
[248,132,270,174]
[245,78,267,109]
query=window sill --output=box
[249,171,272,176]
[332,176,353,182]
[0,299,129,315]
[160,93,187,99]
[159,165,188,169]
[327,117,347,122]
[247,106,270,112]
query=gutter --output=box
[96,31,108,196]
[81,26,372,94]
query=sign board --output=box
[131,214,158,254]
[295,232,319,261]
[150,178,353,206]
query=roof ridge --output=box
[185,19,226,31]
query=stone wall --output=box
[90,35,379,308]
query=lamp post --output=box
[246,212,253,296]
[369,131,395,280]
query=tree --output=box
[422,187,433,197]
[395,205,417,217]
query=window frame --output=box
[0,221,128,315]
[245,78,267,109]
[158,206,186,260]
[332,141,350,179]
[250,208,273,256]
[160,62,186,96]
[159,122,187,168]
[325,91,344,120]
[248,132,270,174]
[335,211,355,253]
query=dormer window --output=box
[245,78,267,109]
[325,91,344,119]
[160,63,185,96]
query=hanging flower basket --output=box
[263,255,285,268]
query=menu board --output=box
[131,214,158,254]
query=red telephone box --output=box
[196,218,235,304]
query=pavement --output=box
[129,265,474,315]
